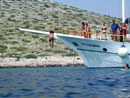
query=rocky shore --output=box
[0,56,85,68]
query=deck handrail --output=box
[62,29,128,42]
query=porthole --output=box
[72,42,79,46]
[103,48,107,52]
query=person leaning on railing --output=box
[120,22,129,42]
[79,22,86,38]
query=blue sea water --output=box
[0,67,130,98]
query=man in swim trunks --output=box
[85,23,90,38]
[111,20,119,41]
[49,26,55,48]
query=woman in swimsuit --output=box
[101,22,107,40]
[101,21,107,34]
[49,26,55,48]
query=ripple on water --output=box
[0,67,130,98]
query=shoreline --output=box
[0,56,85,68]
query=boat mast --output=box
[122,0,125,23]
[122,0,125,45]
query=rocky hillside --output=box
[0,0,121,60]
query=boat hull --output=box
[56,34,130,68]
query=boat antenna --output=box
[122,0,125,46]
[122,0,125,23]
[127,3,130,32]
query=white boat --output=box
[19,0,130,68]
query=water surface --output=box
[0,67,130,98]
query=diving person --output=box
[49,26,55,48]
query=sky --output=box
[53,0,130,18]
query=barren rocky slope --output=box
[0,0,121,60]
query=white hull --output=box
[56,34,130,68]
[19,28,130,68]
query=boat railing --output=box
[62,29,128,42]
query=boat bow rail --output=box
[19,28,50,35]
[62,29,129,42]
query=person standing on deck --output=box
[101,21,107,34]
[111,20,119,41]
[85,23,90,38]
[101,21,107,40]
[49,26,55,48]
[120,22,129,42]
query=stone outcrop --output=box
[0,56,84,68]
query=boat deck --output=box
[62,29,130,42]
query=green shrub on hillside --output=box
[44,49,53,52]
[10,47,17,50]
[22,39,31,43]
[16,46,27,51]
[0,35,6,40]
[39,54,50,57]
[64,47,72,51]
[40,38,47,42]
[32,51,40,54]
[0,45,8,53]
[4,41,19,45]
[63,53,78,56]
[53,50,67,54]
[63,8,69,10]
[10,15,15,18]
[5,33,16,36]
[23,21,31,28]
[8,29,14,32]
[8,53,20,59]
[52,15,59,18]
[44,4,50,8]
[11,41,19,45]
[24,54,37,59]
[9,37,14,39]
[19,31,25,34]
[47,22,53,25]
[32,35,39,39]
